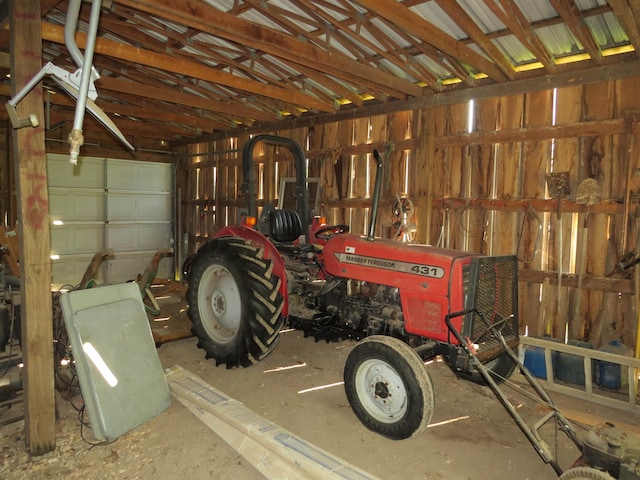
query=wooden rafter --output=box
[354,0,508,81]
[41,22,337,112]
[483,0,557,72]
[111,0,423,99]
[296,0,429,86]
[548,0,602,64]
[607,0,640,53]
[434,0,515,79]
[95,76,275,123]
[0,0,630,146]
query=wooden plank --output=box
[415,109,435,245]
[386,111,412,240]
[387,111,411,197]
[113,0,422,100]
[41,23,336,113]
[549,85,583,341]
[494,94,524,256]
[430,105,450,247]
[196,62,640,144]
[447,103,468,251]
[336,119,354,227]
[306,138,418,161]
[437,118,627,147]
[579,81,616,345]
[205,161,215,238]
[148,282,191,344]
[368,115,388,238]
[351,117,369,234]
[10,0,55,454]
[521,90,553,336]
[355,0,506,82]
[96,76,276,123]
[312,122,338,224]
[435,0,514,78]
[167,365,383,480]
[518,269,633,294]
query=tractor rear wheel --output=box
[344,336,434,440]
[558,467,615,479]
[187,237,285,368]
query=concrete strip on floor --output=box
[165,364,382,480]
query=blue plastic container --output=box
[596,340,633,390]
[556,340,592,385]
[523,338,559,379]
[524,346,548,378]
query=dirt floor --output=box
[2,324,640,480]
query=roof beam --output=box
[434,0,515,79]
[607,0,640,53]
[47,107,198,139]
[41,21,337,113]
[353,0,507,82]
[0,82,229,131]
[111,0,423,99]
[95,76,276,123]
[187,59,640,144]
[484,0,556,72]
[286,62,365,107]
[296,0,433,89]
[548,0,601,63]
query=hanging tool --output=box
[574,178,602,340]
[605,251,640,278]
[545,172,570,339]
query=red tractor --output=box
[185,134,518,433]
[185,135,633,479]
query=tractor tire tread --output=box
[187,237,284,368]
[558,466,615,480]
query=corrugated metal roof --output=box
[7,0,636,149]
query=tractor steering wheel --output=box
[315,224,350,240]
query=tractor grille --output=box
[463,256,519,360]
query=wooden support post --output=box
[10,0,56,455]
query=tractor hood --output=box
[322,234,475,297]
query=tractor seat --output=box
[269,209,303,243]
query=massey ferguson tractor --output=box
[185,135,638,480]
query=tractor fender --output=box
[212,226,289,316]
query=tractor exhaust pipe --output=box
[368,149,384,241]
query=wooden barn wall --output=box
[175,77,640,353]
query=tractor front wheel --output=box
[186,237,285,368]
[344,336,434,440]
[558,467,615,480]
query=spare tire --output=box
[187,237,285,368]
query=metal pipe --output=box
[64,0,84,69]
[69,0,103,164]
[241,134,309,235]
[367,149,384,241]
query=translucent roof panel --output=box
[408,1,469,40]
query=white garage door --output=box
[48,154,173,287]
